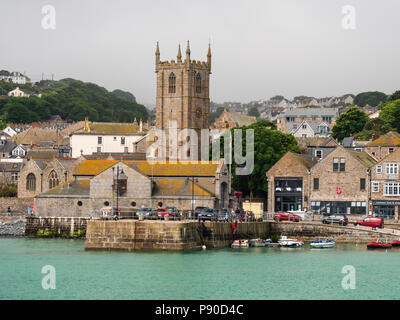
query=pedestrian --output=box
[30,204,34,215]
[7,206,11,216]
[27,206,31,216]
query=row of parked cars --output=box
[137,207,181,219]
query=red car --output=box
[273,212,300,222]
[157,208,173,219]
[354,217,384,229]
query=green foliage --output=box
[247,106,260,118]
[355,117,389,140]
[332,107,369,142]
[72,230,86,238]
[0,78,148,123]
[354,91,387,107]
[388,91,400,102]
[0,185,17,197]
[379,99,400,132]
[217,122,300,198]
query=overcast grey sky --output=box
[1,0,399,105]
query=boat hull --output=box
[367,242,392,249]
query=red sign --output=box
[336,188,342,195]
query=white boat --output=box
[249,238,265,247]
[278,236,304,247]
[231,239,249,248]
[310,240,335,248]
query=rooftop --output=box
[365,131,400,147]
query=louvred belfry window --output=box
[168,72,176,93]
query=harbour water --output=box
[1,238,399,300]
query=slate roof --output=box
[282,107,339,117]
[0,140,16,153]
[347,150,377,168]
[365,131,400,147]
[153,179,214,197]
[0,162,23,172]
[38,179,91,197]
[226,111,257,127]
[296,137,337,147]
[12,128,58,145]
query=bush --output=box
[0,185,17,197]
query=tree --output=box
[354,91,387,107]
[331,107,369,142]
[355,117,388,140]
[379,99,400,132]
[216,122,300,198]
[248,106,260,118]
[388,90,400,102]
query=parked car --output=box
[157,208,171,219]
[217,209,231,222]
[354,217,384,229]
[198,208,218,221]
[137,208,157,219]
[273,212,300,222]
[166,207,180,219]
[195,206,207,218]
[321,214,348,226]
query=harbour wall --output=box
[85,220,271,251]
[270,222,400,243]
[25,216,88,238]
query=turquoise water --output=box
[1,238,399,300]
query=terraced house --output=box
[364,131,400,161]
[34,159,231,217]
[370,147,400,220]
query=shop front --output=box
[372,201,400,220]
[311,201,367,215]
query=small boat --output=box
[263,239,280,247]
[278,236,304,247]
[310,240,335,249]
[249,238,265,247]
[391,241,400,247]
[367,242,392,249]
[231,239,249,248]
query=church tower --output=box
[155,41,212,160]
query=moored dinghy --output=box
[231,239,249,248]
[278,236,304,247]
[249,238,265,247]
[367,242,392,249]
[310,239,335,249]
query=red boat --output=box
[391,241,400,247]
[367,242,392,249]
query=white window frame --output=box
[386,163,398,175]
[384,182,400,196]
[376,165,382,174]
[372,181,379,193]
[315,150,323,159]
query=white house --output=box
[70,119,147,158]
[8,87,29,97]
[290,120,330,138]
[0,72,30,84]
[11,144,26,158]
[3,126,17,137]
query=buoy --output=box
[202,245,206,250]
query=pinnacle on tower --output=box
[207,43,212,72]
[185,40,191,61]
[177,44,182,62]
[155,41,160,66]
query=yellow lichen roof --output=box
[348,150,377,168]
[366,131,400,147]
[127,160,219,177]
[154,180,214,197]
[73,160,119,176]
[75,122,144,134]
[73,160,220,177]
[39,179,91,196]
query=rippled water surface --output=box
[1,238,399,300]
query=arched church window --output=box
[49,170,59,189]
[26,173,36,191]
[168,72,176,93]
[195,73,201,93]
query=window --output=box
[376,165,382,174]
[313,178,319,190]
[302,124,307,129]
[372,182,379,192]
[195,73,201,93]
[26,173,36,191]
[384,183,400,196]
[360,178,366,191]
[97,146,101,153]
[124,147,128,153]
[48,170,59,189]
[333,158,339,172]
[121,137,126,145]
[315,150,323,159]
[340,158,345,172]
[77,201,83,206]
[168,72,176,93]
[97,136,102,145]
[11,173,18,182]
[386,163,398,175]
[389,148,394,154]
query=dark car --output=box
[195,206,207,218]
[198,208,218,221]
[321,214,348,226]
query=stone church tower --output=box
[155,41,211,160]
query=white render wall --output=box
[71,134,144,157]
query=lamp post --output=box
[191,176,198,218]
